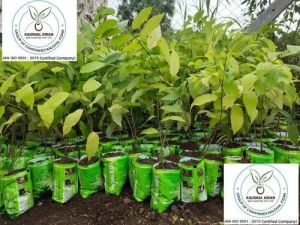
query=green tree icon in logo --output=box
[28,6,51,31]
[250,169,273,195]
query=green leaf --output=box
[109,34,132,47]
[83,79,102,92]
[159,37,170,62]
[169,49,180,76]
[288,122,299,143]
[231,105,244,134]
[0,106,5,119]
[161,91,180,101]
[131,89,145,103]
[141,127,159,135]
[80,62,105,73]
[38,92,69,128]
[86,132,99,160]
[0,112,22,134]
[0,75,16,96]
[127,76,141,91]
[108,104,128,127]
[162,116,186,123]
[286,45,300,56]
[161,105,183,113]
[89,93,104,108]
[132,7,153,30]
[241,74,257,91]
[223,95,236,109]
[63,109,83,136]
[15,84,35,110]
[191,94,217,108]
[243,91,258,123]
[147,26,161,49]
[79,121,89,138]
[140,14,164,38]
[95,19,118,37]
[27,63,48,79]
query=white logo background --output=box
[224,164,299,225]
[2,0,77,61]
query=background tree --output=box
[117,0,175,32]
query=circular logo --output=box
[234,165,288,218]
[12,0,66,54]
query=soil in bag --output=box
[133,156,157,202]
[247,148,274,163]
[27,156,53,199]
[128,150,146,190]
[102,151,128,196]
[180,150,202,159]
[78,156,101,198]
[180,158,207,203]
[52,158,78,203]
[204,154,224,198]
[151,161,181,213]
[165,154,180,163]
[1,169,34,218]
[181,141,198,151]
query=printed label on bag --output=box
[224,164,299,225]
[2,0,77,61]
[18,193,31,214]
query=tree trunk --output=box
[78,0,108,20]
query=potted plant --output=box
[78,132,102,198]
[0,169,34,218]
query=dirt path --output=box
[1,184,223,225]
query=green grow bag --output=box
[222,145,248,157]
[0,169,34,218]
[102,151,128,196]
[27,156,53,199]
[52,158,78,203]
[270,145,300,163]
[224,156,243,164]
[101,140,119,153]
[78,157,101,198]
[204,156,223,197]
[151,161,181,213]
[246,148,274,163]
[133,156,157,202]
[139,143,157,154]
[128,152,148,190]
[180,157,207,203]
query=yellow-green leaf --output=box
[158,37,170,62]
[141,127,158,135]
[231,105,244,134]
[147,26,161,49]
[0,112,22,134]
[191,94,217,108]
[86,132,99,160]
[108,104,128,127]
[63,109,83,136]
[243,91,258,123]
[132,7,153,30]
[170,49,180,76]
[140,14,164,38]
[83,79,102,92]
[80,62,105,74]
[162,116,185,123]
[0,75,16,96]
[15,84,35,110]
[27,63,48,79]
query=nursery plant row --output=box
[0,130,299,218]
[0,6,299,220]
